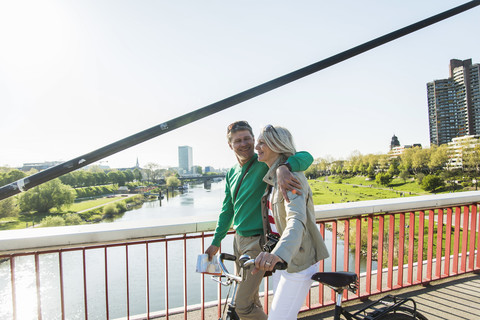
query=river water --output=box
[0,181,375,319]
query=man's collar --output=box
[237,153,257,167]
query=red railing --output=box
[1,198,479,319]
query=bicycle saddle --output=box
[311,271,357,288]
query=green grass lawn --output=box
[0,196,133,231]
[66,197,125,212]
[309,177,426,205]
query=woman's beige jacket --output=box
[261,157,329,273]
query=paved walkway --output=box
[159,272,480,319]
[298,272,480,320]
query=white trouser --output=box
[268,262,319,320]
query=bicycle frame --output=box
[211,253,253,320]
[311,271,426,319]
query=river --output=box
[0,181,376,319]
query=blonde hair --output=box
[260,125,296,157]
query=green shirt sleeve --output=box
[211,173,234,246]
[287,151,313,172]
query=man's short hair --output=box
[227,121,254,142]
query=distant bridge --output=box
[178,174,225,182]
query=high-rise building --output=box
[427,59,480,146]
[178,146,193,174]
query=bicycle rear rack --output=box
[351,295,418,319]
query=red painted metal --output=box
[461,205,469,272]
[366,215,373,294]
[126,245,131,320]
[4,199,480,320]
[183,235,188,319]
[217,242,222,318]
[10,256,16,320]
[200,233,205,320]
[319,222,325,305]
[343,219,350,299]
[59,252,66,320]
[397,213,405,288]
[146,242,150,320]
[477,204,480,269]
[453,207,461,274]
[355,217,361,297]
[165,242,169,320]
[35,253,43,320]
[426,210,435,281]
[387,214,394,290]
[331,221,337,301]
[264,275,270,314]
[104,247,109,320]
[468,204,477,271]
[444,208,453,277]
[416,211,425,284]
[82,249,88,320]
[376,215,384,293]
[407,212,415,285]
[435,209,444,279]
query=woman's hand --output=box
[276,166,302,202]
[251,252,284,274]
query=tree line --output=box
[0,163,188,219]
[305,143,480,192]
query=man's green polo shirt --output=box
[211,152,312,246]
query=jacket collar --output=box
[263,155,288,186]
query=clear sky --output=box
[1,1,479,170]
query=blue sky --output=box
[1,1,479,170]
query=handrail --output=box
[2,190,479,253]
[1,1,479,201]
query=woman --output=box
[253,124,329,320]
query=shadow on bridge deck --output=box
[298,272,480,320]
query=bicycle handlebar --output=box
[217,253,287,284]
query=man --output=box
[205,121,313,320]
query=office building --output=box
[427,59,480,146]
[178,146,193,174]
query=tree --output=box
[166,176,181,187]
[0,169,26,186]
[0,197,20,218]
[411,147,430,174]
[399,169,410,183]
[375,172,392,186]
[421,175,445,193]
[65,213,83,225]
[400,147,415,172]
[305,163,319,179]
[19,179,76,213]
[387,163,399,177]
[40,216,66,227]
[429,144,448,174]
[133,168,143,181]
[367,164,375,179]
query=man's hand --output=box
[252,252,284,275]
[205,245,219,261]
[276,165,302,202]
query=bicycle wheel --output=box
[377,307,428,320]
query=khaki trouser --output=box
[233,234,267,320]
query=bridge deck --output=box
[298,272,480,320]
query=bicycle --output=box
[211,253,286,320]
[311,271,428,319]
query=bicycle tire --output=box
[376,306,428,320]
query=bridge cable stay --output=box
[1,0,479,201]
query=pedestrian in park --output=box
[252,124,329,320]
[205,120,313,320]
